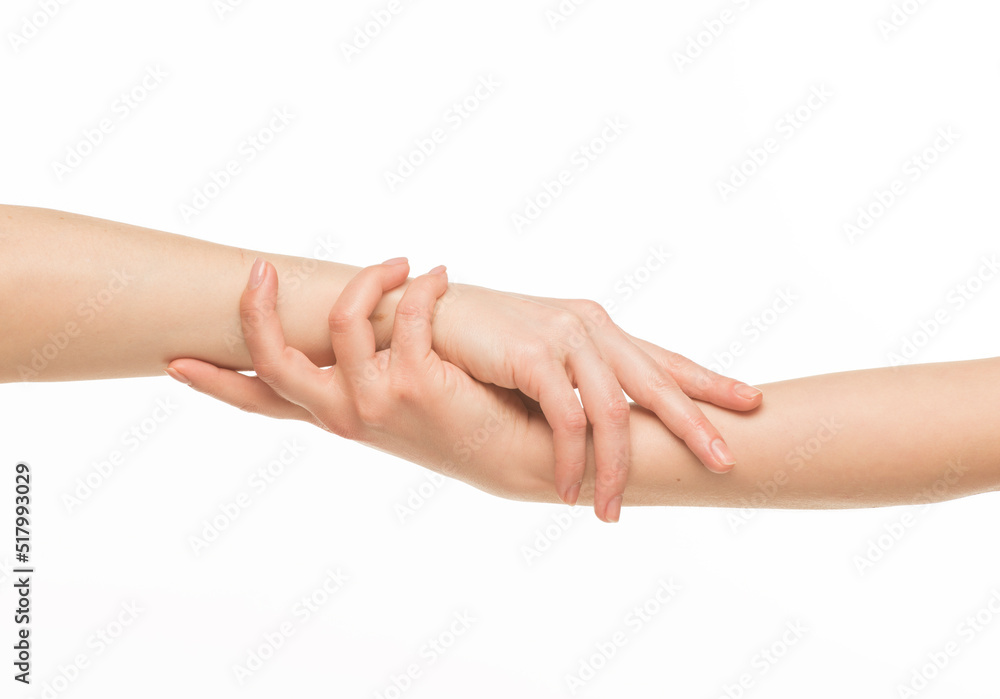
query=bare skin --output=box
[174,258,1000,511]
[0,204,763,522]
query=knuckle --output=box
[560,407,589,436]
[575,298,609,323]
[645,370,678,396]
[681,411,712,438]
[693,371,722,393]
[597,444,630,488]
[597,466,626,489]
[327,308,354,335]
[394,301,430,341]
[240,306,266,332]
[395,299,427,322]
[387,371,423,403]
[661,350,689,372]
[601,398,631,426]
[552,312,588,350]
[353,394,388,428]
[356,361,381,386]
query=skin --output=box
[175,259,1000,510]
[0,204,763,522]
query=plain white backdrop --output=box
[2,0,999,696]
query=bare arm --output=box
[176,258,1000,512]
[0,204,377,382]
[0,203,764,521]
[513,357,1000,508]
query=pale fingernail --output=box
[248,257,266,289]
[604,496,623,524]
[735,382,762,400]
[164,367,191,385]
[429,265,446,275]
[565,481,582,507]
[711,438,737,468]
[383,257,408,265]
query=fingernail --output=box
[735,382,762,400]
[164,367,191,385]
[428,265,446,275]
[604,496,623,524]
[248,257,266,289]
[564,481,582,507]
[711,438,737,468]
[383,257,408,265]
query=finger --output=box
[599,337,738,475]
[516,390,543,414]
[625,332,763,410]
[329,260,411,388]
[389,265,448,374]
[240,258,332,409]
[167,358,315,422]
[534,366,588,506]
[567,349,631,524]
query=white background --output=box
[2,0,999,697]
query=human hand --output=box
[428,283,763,522]
[165,258,553,501]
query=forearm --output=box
[515,357,1000,508]
[0,205,410,382]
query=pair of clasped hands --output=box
[165,259,763,523]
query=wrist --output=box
[370,275,469,357]
[427,281,469,365]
